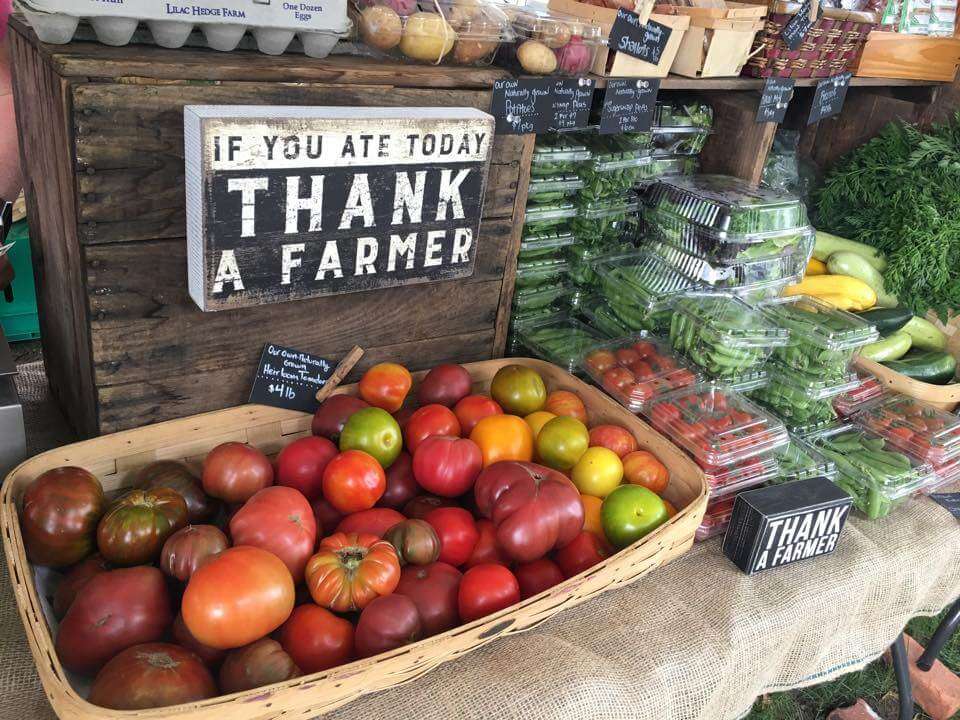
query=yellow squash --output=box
[783,274,877,311]
[805,257,828,276]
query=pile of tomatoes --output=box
[19,361,676,711]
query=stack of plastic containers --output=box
[774,435,838,485]
[751,295,878,434]
[834,373,884,417]
[634,101,713,188]
[515,314,603,375]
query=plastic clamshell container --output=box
[706,454,781,500]
[515,258,569,290]
[833,374,884,417]
[571,198,639,248]
[517,314,604,374]
[635,155,699,186]
[581,333,700,411]
[650,127,711,156]
[576,133,654,202]
[695,495,736,541]
[576,296,634,338]
[759,295,879,380]
[750,361,858,433]
[805,423,936,519]
[567,242,607,289]
[513,281,574,312]
[729,275,800,304]
[18,0,350,55]
[524,201,578,235]
[500,5,604,76]
[642,381,790,468]
[668,292,789,380]
[774,435,838,484]
[722,369,770,394]
[644,175,809,236]
[850,393,960,470]
[519,227,576,262]
[528,174,585,203]
[531,134,592,177]
[653,100,714,129]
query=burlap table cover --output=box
[2,362,959,720]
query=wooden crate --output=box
[856,30,960,81]
[1,357,709,720]
[8,18,534,437]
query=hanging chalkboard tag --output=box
[931,492,960,521]
[599,78,660,134]
[807,71,852,125]
[491,78,554,135]
[249,342,340,414]
[756,77,795,123]
[549,77,595,131]
[609,8,673,65]
[782,0,818,50]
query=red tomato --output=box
[602,367,635,393]
[182,546,295,650]
[230,486,317,581]
[554,531,609,578]
[279,604,354,673]
[588,425,639,459]
[160,524,229,582]
[515,558,564,599]
[417,364,473,408]
[622,450,669,496]
[322,450,386,514]
[377,451,420,510]
[358,363,413,412]
[275,436,338,501]
[395,562,462,637]
[312,395,369,443]
[425,507,479,567]
[88,643,217,710]
[453,394,503,436]
[56,566,172,675]
[355,594,422,659]
[405,404,461,454]
[403,494,457,520]
[305,532,400,612]
[584,349,616,374]
[311,496,343,537]
[219,638,300,693]
[53,553,110,619]
[202,442,274,504]
[336,507,406,538]
[615,348,641,366]
[458,564,520,623]
[412,435,483,498]
[172,613,225,668]
[464,519,508,569]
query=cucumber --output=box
[900,315,948,351]
[858,331,912,362]
[882,350,958,385]
[826,251,898,308]
[859,307,913,335]
[813,230,887,272]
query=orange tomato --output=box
[622,450,669,495]
[469,415,533,467]
[663,499,677,517]
[543,390,588,424]
[580,494,604,537]
[358,363,412,413]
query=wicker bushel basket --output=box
[744,1,877,77]
[1,357,708,720]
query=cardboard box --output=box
[667,11,765,77]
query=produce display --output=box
[750,362,859,434]
[701,455,780,499]
[530,134,591,178]
[528,175,585,204]
[833,374,884,417]
[519,228,576,263]
[806,425,935,519]
[695,495,736,541]
[668,293,789,380]
[517,315,604,374]
[514,258,569,292]
[653,101,714,130]
[774,436,838,484]
[581,334,699,411]
[499,6,604,76]
[523,201,578,236]
[575,133,653,202]
[576,295,633,339]
[20,361,678,710]
[571,197,639,248]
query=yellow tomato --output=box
[469,414,534,468]
[524,411,557,441]
[571,447,623,498]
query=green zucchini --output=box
[813,230,887,272]
[859,307,913,335]
[826,251,898,307]
[900,315,948,351]
[883,350,957,385]
[858,331,912,362]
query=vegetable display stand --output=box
[855,30,960,81]
[8,18,534,437]
[654,4,767,78]
[0,357,708,720]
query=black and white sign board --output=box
[756,77,795,124]
[184,106,494,311]
[600,78,660,134]
[249,343,334,414]
[608,8,673,66]
[807,72,852,125]
[781,0,819,50]
[491,78,594,135]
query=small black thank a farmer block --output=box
[184,106,495,311]
[722,477,853,575]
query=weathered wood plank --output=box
[699,91,776,186]
[96,329,496,433]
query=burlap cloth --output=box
[2,362,959,720]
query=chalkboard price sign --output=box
[249,343,334,414]
[756,77,795,124]
[599,78,661,134]
[807,72,852,125]
[550,77,595,132]
[781,0,818,50]
[491,78,594,135]
[608,9,673,66]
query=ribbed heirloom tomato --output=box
[322,450,386,513]
[412,435,483,498]
[305,532,401,612]
[469,414,534,467]
[358,363,413,412]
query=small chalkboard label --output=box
[931,492,960,520]
[491,78,554,135]
[807,71,852,125]
[550,77,595,131]
[599,78,660,134]
[756,77,795,124]
[249,343,334,414]
[782,0,818,50]
[609,9,673,66]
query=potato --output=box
[359,5,403,50]
[399,12,457,61]
[451,14,501,64]
[533,19,571,48]
[516,39,557,74]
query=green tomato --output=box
[536,416,589,471]
[601,485,669,548]
[489,365,547,416]
[339,407,402,469]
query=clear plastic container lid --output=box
[833,374,884,417]
[577,296,635,338]
[595,252,700,315]
[636,155,699,183]
[524,201,578,225]
[759,295,879,352]
[653,101,714,129]
[723,369,770,393]
[644,175,809,236]
[528,174,585,201]
[520,228,576,256]
[696,495,736,541]
[531,135,592,176]
[706,454,781,500]
[506,5,604,44]
[517,314,604,374]
[576,197,639,220]
[851,393,960,469]
[730,276,801,305]
[775,435,839,484]
[578,133,653,172]
[642,382,790,468]
[763,361,862,401]
[581,333,699,411]
[670,293,790,349]
[650,128,711,157]
[513,281,573,311]
[515,258,569,291]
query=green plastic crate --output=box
[0,220,40,342]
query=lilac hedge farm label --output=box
[184,106,495,311]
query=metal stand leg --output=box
[891,633,914,720]
[918,597,960,672]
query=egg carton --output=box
[16,0,351,57]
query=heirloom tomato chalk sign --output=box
[184,106,495,311]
